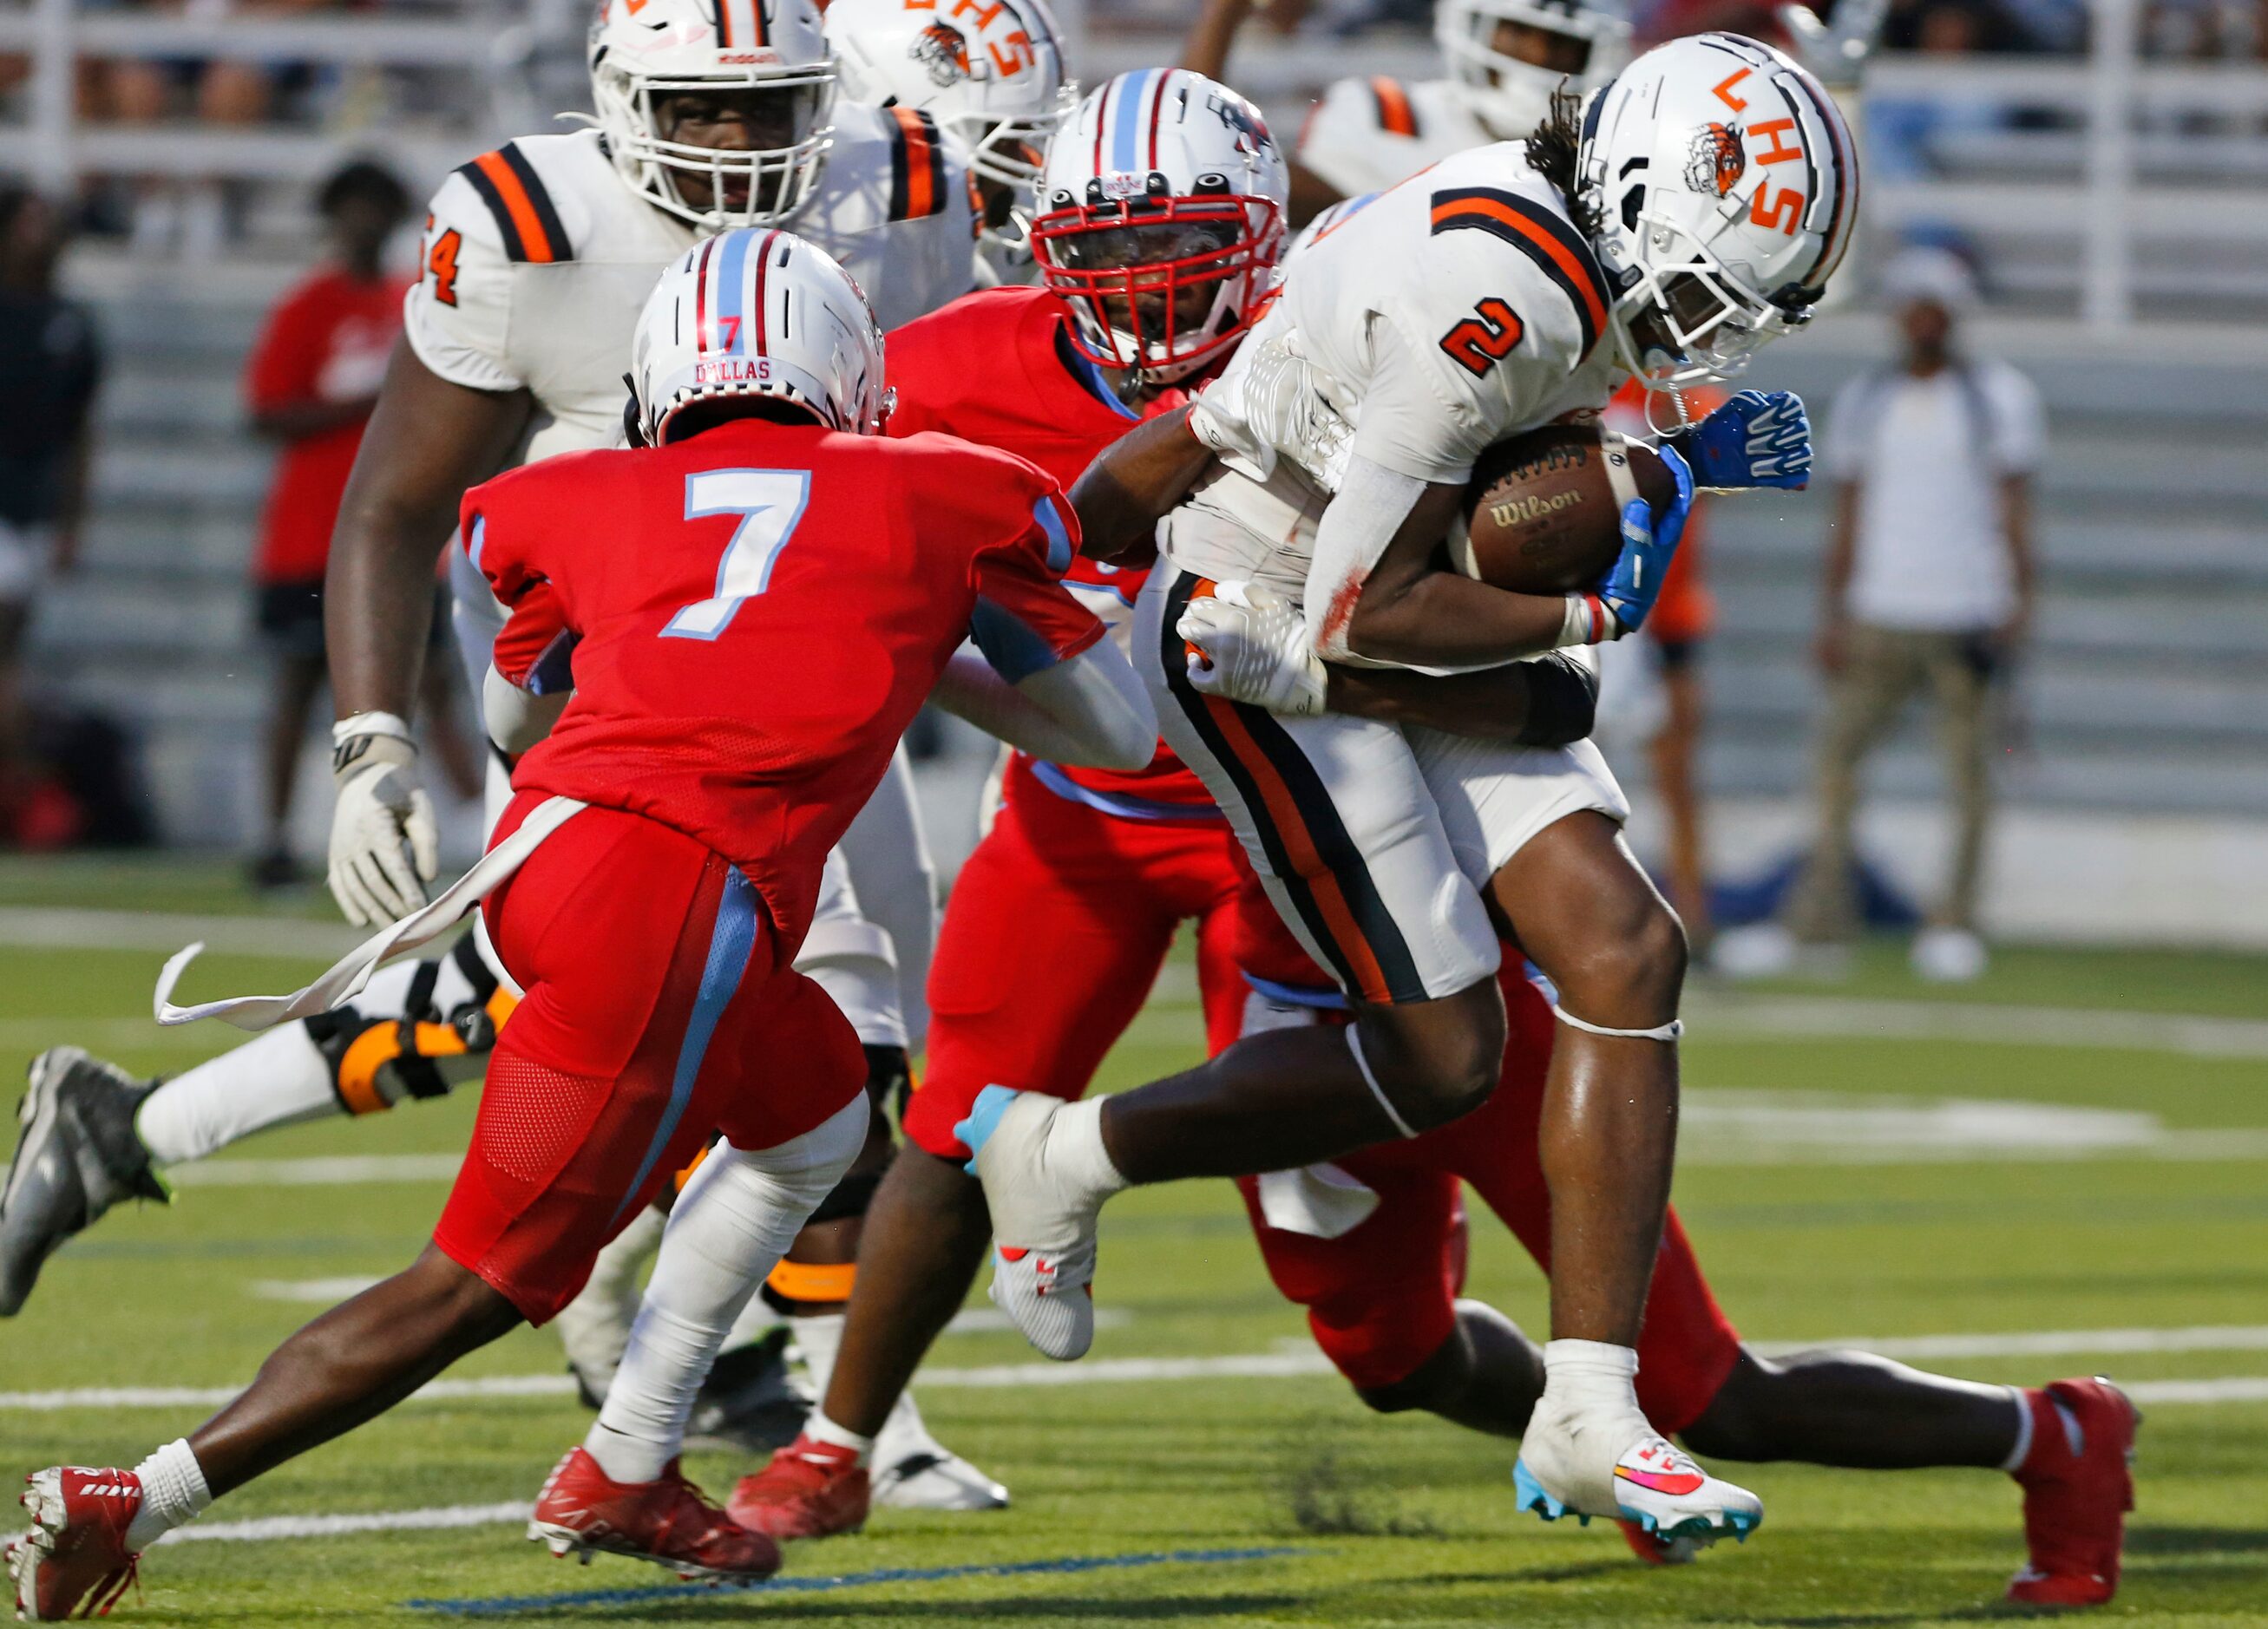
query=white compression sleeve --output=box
[931,646,1157,771]
[584,1096,868,1485]
[482,665,569,757]
[836,750,935,1051]
[1303,453,1432,663]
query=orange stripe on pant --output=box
[472,151,560,264]
[1199,694,1393,1005]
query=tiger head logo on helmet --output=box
[1683,121,1746,197]
[909,19,973,88]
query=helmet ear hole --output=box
[1619,183,1645,234]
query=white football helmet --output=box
[1032,69,1288,383]
[590,0,837,232]
[1578,31,1858,389]
[828,0,1075,252]
[1435,0,1631,141]
[631,228,892,442]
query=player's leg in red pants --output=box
[825,762,1246,1441]
[182,795,866,1497]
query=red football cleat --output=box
[2008,1377,2138,1606]
[527,1447,779,1584]
[8,1465,143,1621]
[727,1436,870,1541]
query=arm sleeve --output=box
[967,483,1107,681]
[1301,451,1433,660]
[402,178,524,396]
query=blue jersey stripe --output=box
[1033,496,1074,572]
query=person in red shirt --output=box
[243,161,477,887]
[10,231,1153,1615]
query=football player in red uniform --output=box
[1225,869,2135,1599]
[7,231,1157,1619]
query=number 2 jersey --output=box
[883,285,1216,814]
[463,419,1101,952]
[1174,143,1619,597]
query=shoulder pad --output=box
[1426,185,1612,359]
[446,141,577,265]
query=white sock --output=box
[802,1410,875,1464]
[719,1292,781,1356]
[586,1100,866,1486]
[1046,1098,1130,1209]
[788,1311,846,1402]
[133,1025,338,1168]
[874,1388,939,1462]
[123,1439,210,1550]
[1999,1386,2035,1473]
[1540,1338,1644,1423]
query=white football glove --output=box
[327,713,439,927]
[1189,327,1353,486]
[1177,580,1328,718]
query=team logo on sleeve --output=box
[910,19,973,87]
[1683,122,1746,197]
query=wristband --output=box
[1552,593,1614,648]
[331,711,416,777]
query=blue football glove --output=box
[1600,442,1694,638]
[1679,389,1812,489]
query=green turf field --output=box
[3,862,2265,1626]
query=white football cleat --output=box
[1515,1403,1761,1549]
[869,1390,1007,1511]
[954,1087,1107,1362]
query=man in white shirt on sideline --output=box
[1750,245,2043,983]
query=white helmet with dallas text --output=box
[1577,31,1858,389]
[631,228,892,443]
[1032,69,1288,383]
[590,0,837,232]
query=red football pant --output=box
[436,793,866,1325]
[1234,894,1742,1435]
[904,757,1250,1161]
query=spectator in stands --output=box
[0,185,101,845]
[243,159,475,888]
[1738,247,2043,984]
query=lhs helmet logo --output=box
[909,19,972,87]
[1683,121,1746,197]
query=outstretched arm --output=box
[934,644,1157,770]
[1070,408,1215,566]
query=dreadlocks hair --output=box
[1523,88,1601,244]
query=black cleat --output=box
[1,1048,166,1316]
[685,1327,812,1455]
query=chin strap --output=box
[1554,1006,1684,1043]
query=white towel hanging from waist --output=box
[154,795,587,1032]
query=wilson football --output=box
[1450,423,1677,596]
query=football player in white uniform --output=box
[956,33,1853,1548]
[829,0,1076,284]
[0,0,992,1515]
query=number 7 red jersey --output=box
[462,418,1102,952]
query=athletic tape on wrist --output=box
[331,710,415,747]
[1553,1005,1683,1043]
[1347,1024,1420,1140]
[1555,595,1612,649]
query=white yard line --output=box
[1684,992,2268,1060]
[0,906,361,959]
[158,1501,533,1545]
[15,1327,2268,1414]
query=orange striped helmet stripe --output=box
[1429,194,1605,338]
[471,150,560,264]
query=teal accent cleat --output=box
[1512,1458,1588,1526]
[954,1083,1022,1175]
